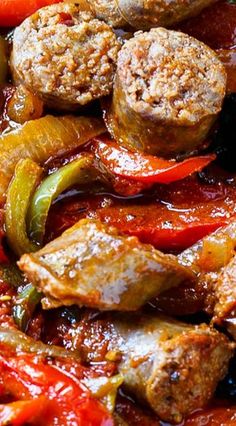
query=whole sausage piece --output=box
[18,219,193,311]
[104,28,226,158]
[72,313,234,423]
[88,0,217,30]
[10,2,121,111]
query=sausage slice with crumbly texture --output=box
[18,219,193,311]
[87,0,217,30]
[72,313,234,423]
[105,28,226,158]
[117,0,217,29]
[87,0,127,28]
[10,2,121,111]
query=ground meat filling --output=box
[117,0,217,29]
[88,0,127,28]
[11,3,121,110]
[105,27,226,157]
[121,28,226,126]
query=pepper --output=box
[28,154,95,245]
[0,327,81,359]
[93,136,216,185]
[0,353,114,426]
[0,0,62,27]
[5,158,43,257]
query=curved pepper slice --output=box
[0,354,114,426]
[93,136,216,184]
[5,158,43,257]
[0,0,62,27]
[28,154,95,245]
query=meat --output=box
[213,255,236,338]
[10,2,121,111]
[18,219,193,311]
[154,221,236,323]
[104,28,226,158]
[117,0,217,29]
[87,0,127,28]
[72,313,233,423]
[89,0,217,30]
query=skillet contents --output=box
[0,0,236,425]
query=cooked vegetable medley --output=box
[0,0,236,425]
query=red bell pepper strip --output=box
[0,398,49,426]
[0,0,62,27]
[93,136,216,185]
[0,354,114,426]
[46,176,236,252]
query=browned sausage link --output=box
[104,28,226,158]
[10,2,121,111]
[18,219,193,311]
[72,313,233,423]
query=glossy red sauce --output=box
[123,403,236,426]
[177,0,236,93]
[177,1,236,50]
[181,404,236,425]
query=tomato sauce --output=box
[177,1,236,50]
[177,0,236,93]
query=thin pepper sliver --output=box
[28,154,95,245]
[5,158,43,257]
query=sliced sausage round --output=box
[105,28,226,158]
[88,0,218,30]
[87,0,127,28]
[11,2,121,111]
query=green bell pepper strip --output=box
[5,158,43,257]
[0,327,81,359]
[0,36,8,84]
[13,283,42,332]
[0,262,24,288]
[28,154,95,245]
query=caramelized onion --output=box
[0,115,105,206]
[198,233,235,272]
[7,85,44,124]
